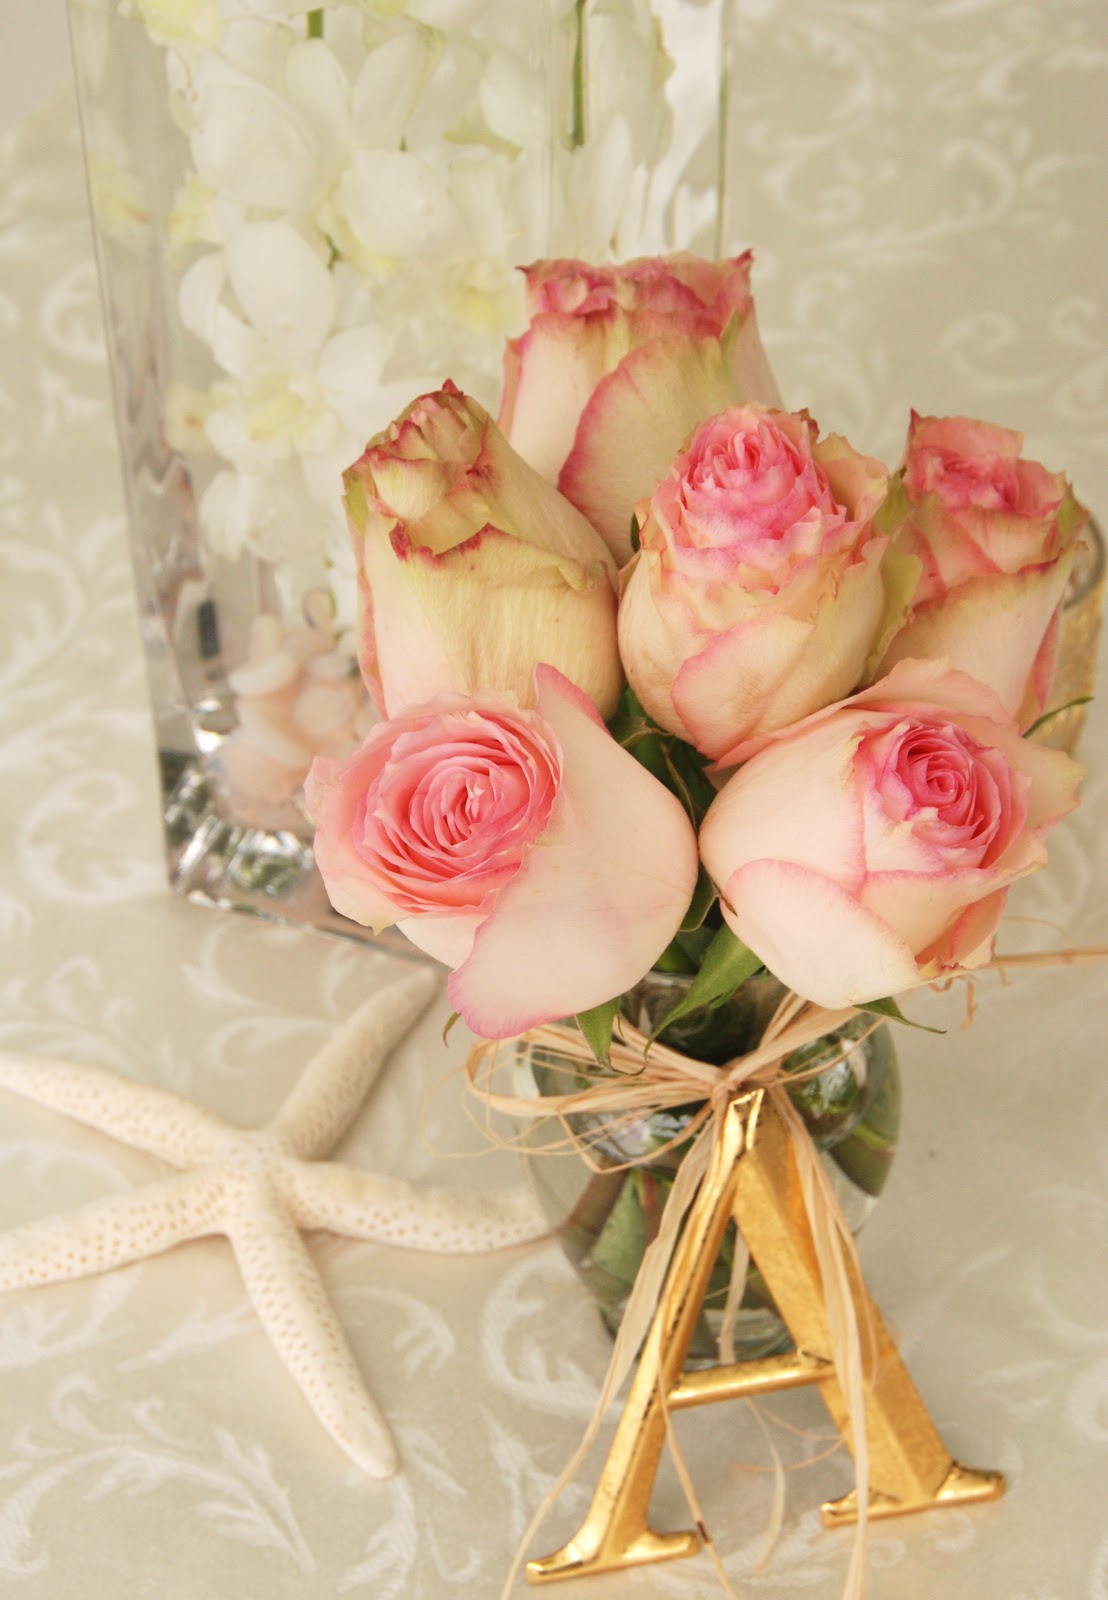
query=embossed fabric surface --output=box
[1,13,1107,1595]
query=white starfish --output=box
[0,967,546,1477]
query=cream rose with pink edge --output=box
[618,404,908,761]
[345,382,623,723]
[876,413,1088,722]
[699,659,1083,1010]
[305,666,699,1038]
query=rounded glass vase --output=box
[520,969,900,1365]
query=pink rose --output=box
[618,405,900,760]
[698,659,1082,1008]
[305,666,699,1038]
[876,413,1089,722]
[345,382,623,722]
[499,252,781,562]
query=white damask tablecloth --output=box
[1,8,1107,1597]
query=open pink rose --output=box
[876,413,1088,722]
[345,382,623,722]
[699,659,1082,1008]
[499,253,781,562]
[305,666,699,1038]
[619,405,902,760]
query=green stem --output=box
[560,1168,628,1269]
[306,8,324,39]
[568,0,587,149]
[653,938,698,975]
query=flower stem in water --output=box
[569,0,587,149]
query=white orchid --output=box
[178,219,413,561]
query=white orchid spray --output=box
[142,0,686,578]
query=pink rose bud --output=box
[345,382,623,722]
[618,404,902,761]
[699,659,1083,1009]
[876,413,1090,723]
[499,252,781,562]
[306,667,700,1039]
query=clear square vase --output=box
[66,0,738,943]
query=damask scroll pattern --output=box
[1,12,1107,1588]
[726,0,1108,495]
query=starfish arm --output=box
[270,966,441,1159]
[282,1159,550,1253]
[0,1054,235,1166]
[0,1167,229,1292]
[223,1165,398,1478]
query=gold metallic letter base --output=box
[527,1090,1004,1585]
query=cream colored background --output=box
[1,5,1106,1598]
[0,0,70,135]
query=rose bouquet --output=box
[303,249,1093,1584]
[306,250,1087,1045]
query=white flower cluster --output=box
[121,0,689,595]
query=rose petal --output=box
[304,753,406,932]
[716,656,1017,771]
[378,525,622,719]
[916,887,1007,972]
[858,857,1041,954]
[717,858,925,1008]
[699,717,868,891]
[558,314,782,562]
[670,611,814,756]
[878,557,1075,717]
[396,912,482,969]
[447,667,698,1036]
[668,547,885,756]
[499,314,623,488]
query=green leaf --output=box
[872,471,912,536]
[659,739,718,828]
[1023,696,1092,738]
[856,996,945,1035]
[575,996,621,1066]
[587,1171,650,1296]
[608,687,718,826]
[679,867,718,934]
[864,545,923,680]
[607,688,668,780]
[629,514,641,554]
[649,924,763,1044]
[675,925,717,967]
[652,938,698,974]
